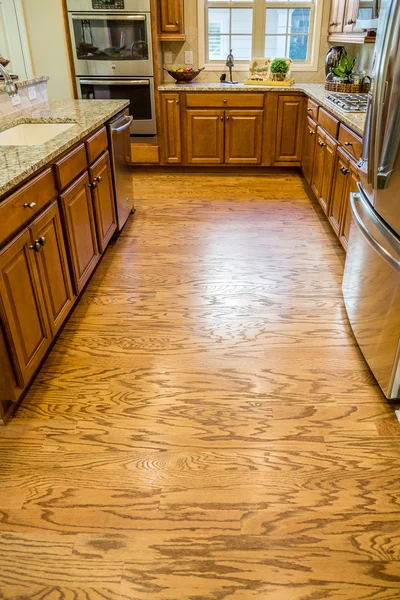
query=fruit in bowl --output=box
[164,67,205,83]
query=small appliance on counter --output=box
[342,0,400,400]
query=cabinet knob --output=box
[38,236,46,247]
[309,130,315,135]
[348,19,356,24]
[340,166,350,175]
[220,116,224,121]
[344,141,353,146]
[329,21,337,26]
[175,20,179,25]
[24,202,37,209]
[223,99,227,103]
[318,140,326,147]
[175,100,179,104]
[95,176,102,183]
[307,107,313,112]
[226,116,230,120]
[29,241,42,253]
[89,182,97,189]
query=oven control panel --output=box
[92,0,125,8]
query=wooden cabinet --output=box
[225,110,263,165]
[0,228,51,387]
[328,0,347,34]
[328,0,375,42]
[302,118,317,184]
[60,171,100,294]
[275,95,304,163]
[159,0,184,39]
[161,93,182,164]
[89,151,117,253]
[311,127,337,214]
[185,109,225,165]
[30,202,74,337]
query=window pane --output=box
[289,35,308,60]
[208,35,230,60]
[266,9,288,34]
[208,8,230,35]
[231,35,252,60]
[265,35,286,58]
[288,8,310,34]
[231,8,253,34]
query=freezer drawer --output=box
[343,190,400,399]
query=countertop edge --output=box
[0,100,129,199]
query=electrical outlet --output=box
[185,51,193,65]
[164,51,173,64]
[11,94,21,107]
[28,87,37,101]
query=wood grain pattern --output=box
[1,169,400,599]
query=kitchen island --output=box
[0,99,129,423]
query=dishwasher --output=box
[107,109,135,231]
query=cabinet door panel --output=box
[302,117,317,184]
[275,96,304,162]
[329,149,350,236]
[185,110,224,164]
[311,128,326,205]
[0,229,50,386]
[160,0,183,34]
[329,0,346,33]
[30,201,74,337]
[161,94,182,164]
[225,110,263,164]
[90,151,117,253]
[340,163,358,251]
[320,134,338,214]
[60,172,100,294]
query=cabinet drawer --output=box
[306,99,319,121]
[54,143,88,190]
[338,124,362,163]
[86,127,108,164]
[0,168,57,246]
[185,93,264,109]
[318,108,339,139]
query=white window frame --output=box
[198,0,323,72]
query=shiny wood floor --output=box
[1,169,400,599]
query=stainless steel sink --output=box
[0,123,75,146]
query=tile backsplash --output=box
[0,77,49,117]
[161,0,374,85]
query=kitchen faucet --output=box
[0,64,18,97]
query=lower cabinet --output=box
[329,147,358,249]
[161,93,182,164]
[89,151,117,253]
[311,127,337,214]
[302,117,317,184]
[185,109,225,164]
[275,95,304,163]
[225,110,263,164]
[0,202,73,387]
[60,171,100,294]
[30,202,75,337]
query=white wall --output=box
[22,0,74,99]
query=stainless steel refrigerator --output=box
[342,0,400,399]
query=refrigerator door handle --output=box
[350,192,400,273]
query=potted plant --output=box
[330,55,356,83]
[270,58,289,82]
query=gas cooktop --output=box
[325,93,368,113]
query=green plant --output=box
[330,55,356,79]
[270,58,289,74]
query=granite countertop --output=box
[158,82,365,137]
[0,99,129,198]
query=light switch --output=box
[164,51,173,64]
[185,51,193,65]
[11,94,21,106]
[28,87,37,101]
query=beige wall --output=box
[162,0,373,84]
[22,0,73,99]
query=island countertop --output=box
[0,99,129,199]
[158,82,365,137]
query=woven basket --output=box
[325,80,370,94]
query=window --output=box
[201,0,322,71]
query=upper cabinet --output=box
[158,0,185,41]
[328,0,377,43]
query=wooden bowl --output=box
[164,67,205,84]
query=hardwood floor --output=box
[1,169,400,599]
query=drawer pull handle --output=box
[344,141,353,146]
[348,19,356,24]
[24,202,37,209]
[309,130,315,135]
[307,108,313,112]
[329,21,337,26]
[29,241,42,253]
[95,176,102,183]
[318,141,326,147]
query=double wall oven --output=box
[67,0,156,136]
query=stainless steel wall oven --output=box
[67,0,156,136]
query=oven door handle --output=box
[79,79,150,86]
[72,14,146,21]
[111,115,134,134]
